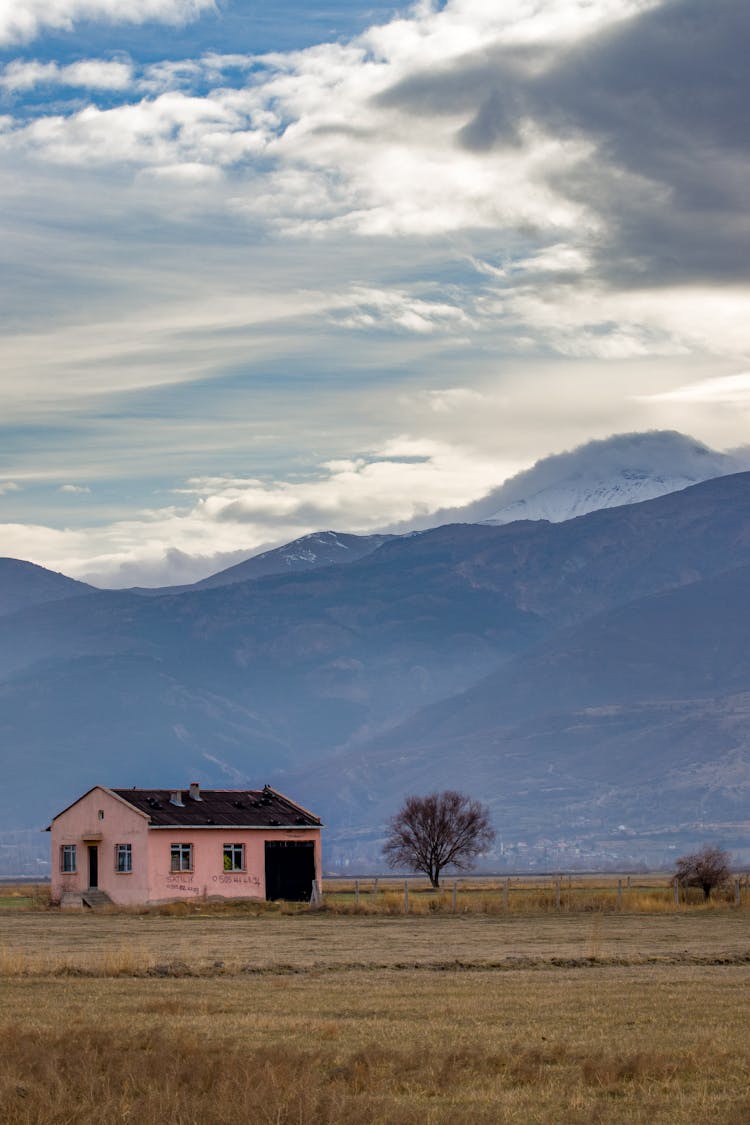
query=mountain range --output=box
[129,532,395,597]
[2,430,750,872]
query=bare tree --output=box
[382,791,495,888]
[675,844,732,901]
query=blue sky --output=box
[1,0,749,585]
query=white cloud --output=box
[63,59,133,89]
[637,373,750,405]
[0,58,133,92]
[427,387,486,413]
[0,0,215,47]
[10,91,262,169]
[492,282,750,361]
[0,481,20,495]
[331,286,474,334]
[366,0,662,65]
[513,243,592,276]
[188,437,517,529]
[0,61,57,91]
[59,483,90,493]
[0,6,601,242]
[0,439,525,586]
[138,58,205,94]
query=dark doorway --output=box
[264,841,315,901]
[88,845,99,888]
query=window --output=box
[170,843,193,872]
[60,844,77,873]
[115,844,132,873]
[223,843,245,871]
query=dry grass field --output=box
[1,886,749,1123]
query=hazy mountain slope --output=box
[303,691,750,865]
[403,430,745,529]
[0,558,95,617]
[357,561,750,749]
[3,472,750,835]
[0,653,289,821]
[290,565,750,851]
[0,546,543,825]
[130,531,395,595]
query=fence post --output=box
[555,878,561,912]
[617,879,623,911]
[355,879,360,906]
[626,875,631,889]
[372,877,378,898]
[735,878,741,907]
[404,880,409,913]
[452,879,458,914]
[673,879,680,907]
[503,878,509,913]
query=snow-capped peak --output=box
[482,431,747,525]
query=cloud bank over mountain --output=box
[2,428,742,589]
[403,431,750,529]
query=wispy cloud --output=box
[637,373,750,405]
[331,286,475,335]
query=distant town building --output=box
[47,784,322,907]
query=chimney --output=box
[189,782,202,801]
[169,790,184,807]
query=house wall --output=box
[146,827,321,903]
[49,787,150,905]
[50,788,322,905]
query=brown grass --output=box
[322,874,747,914]
[0,1021,706,1125]
[1,882,749,1121]
[2,909,750,978]
[1,964,750,1124]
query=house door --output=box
[88,845,99,888]
[264,841,315,902]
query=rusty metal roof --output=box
[110,785,322,828]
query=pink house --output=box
[48,783,323,907]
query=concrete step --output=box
[81,889,114,908]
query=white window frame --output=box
[115,843,132,873]
[60,844,77,873]
[223,843,245,872]
[170,843,193,872]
